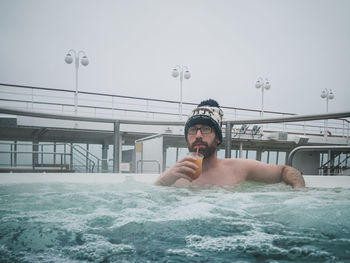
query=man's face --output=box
[186,124,220,158]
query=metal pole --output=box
[70,142,73,170]
[41,144,44,165]
[327,149,331,176]
[33,138,39,169]
[74,54,79,116]
[179,70,183,120]
[10,144,13,167]
[86,143,89,172]
[173,65,190,120]
[239,142,243,158]
[102,140,109,173]
[260,87,265,133]
[324,97,328,139]
[257,149,262,161]
[14,141,17,167]
[53,142,56,165]
[261,86,264,117]
[113,120,120,173]
[31,88,34,110]
[225,122,232,158]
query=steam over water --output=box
[0,177,350,262]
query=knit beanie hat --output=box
[185,99,224,145]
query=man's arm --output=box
[154,156,197,186]
[244,159,305,188]
[280,166,305,188]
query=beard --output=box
[188,138,217,158]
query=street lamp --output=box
[255,77,271,117]
[172,65,191,119]
[64,49,89,116]
[320,88,335,138]
[320,88,334,112]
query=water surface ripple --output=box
[0,179,349,262]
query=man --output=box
[154,99,305,188]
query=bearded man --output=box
[154,99,305,188]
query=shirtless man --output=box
[154,99,305,188]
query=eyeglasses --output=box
[188,125,213,135]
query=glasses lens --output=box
[188,126,212,135]
[201,126,212,134]
[188,127,197,135]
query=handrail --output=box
[0,106,183,125]
[0,150,72,170]
[333,155,350,170]
[0,106,349,126]
[0,142,68,146]
[0,97,186,118]
[225,112,350,125]
[71,146,96,172]
[319,152,342,169]
[0,150,71,156]
[0,142,106,173]
[1,82,349,139]
[287,146,350,166]
[0,82,295,115]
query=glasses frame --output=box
[188,125,213,135]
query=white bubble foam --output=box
[64,241,135,262]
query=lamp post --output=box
[172,65,191,119]
[64,49,89,116]
[255,77,271,117]
[321,88,334,139]
[321,88,334,112]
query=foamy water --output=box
[0,175,350,262]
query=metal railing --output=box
[287,145,350,175]
[0,83,296,118]
[1,106,349,172]
[1,83,349,137]
[0,150,72,172]
[0,142,107,173]
[71,144,108,172]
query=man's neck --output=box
[202,152,219,171]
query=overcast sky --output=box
[0,0,349,116]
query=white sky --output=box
[1,0,349,115]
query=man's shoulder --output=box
[215,158,251,181]
[219,158,261,169]
[220,158,256,164]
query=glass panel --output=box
[269,151,278,164]
[261,151,268,164]
[165,147,187,169]
[88,144,102,159]
[166,147,176,169]
[277,152,286,165]
[0,141,11,166]
[39,143,53,164]
[217,149,225,158]
[17,141,32,166]
[247,150,257,160]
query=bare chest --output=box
[192,161,247,186]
